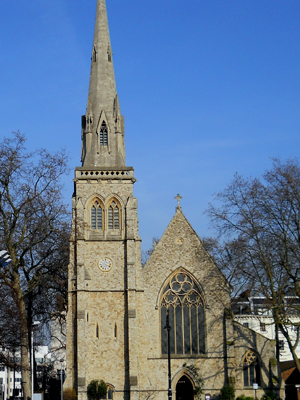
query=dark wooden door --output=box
[176,375,194,400]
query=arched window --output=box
[91,200,103,230]
[100,385,114,400]
[108,201,120,229]
[100,121,108,145]
[242,349,261,387]
[161,271,205,356]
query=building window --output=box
[242,350,261,387]
[243,323,249,328]
[101,385,113,399]
[91,200,103,230]
[260,322,266,332]
[279,340,285,350]
[161,271,205,356]
[108,201,120,229]
[100,121,108,145]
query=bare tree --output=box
[206,158,300,372]
[0,132,70,399]
[141,237,160,266]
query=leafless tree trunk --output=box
[206,158,300,372]
[0,132,70,399]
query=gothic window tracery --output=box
[100,121,108,145]
[242,349,261,387]
[108,201,120,229]
[161,271,205,356]
[91,200,103,230]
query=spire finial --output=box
[175,194,182,210]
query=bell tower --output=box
[65,1,142,399]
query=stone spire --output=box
[81,0,125,168]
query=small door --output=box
[176,375,194,400]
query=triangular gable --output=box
[143,207,231,308]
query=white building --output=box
[0,346,51,400]
[233,296,300,362]
[50,315,66,373]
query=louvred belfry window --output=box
[161,271,205,355]
[100,121,108,145]
[108,201,120,229]
[91,200,103,230]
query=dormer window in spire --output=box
[107,44,112,62]
[92,45,97,63]
[100,121,108,146]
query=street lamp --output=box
[31,321,40,400]
[60,359,64,400]
[0,250,11,267]
[164,309,172,400]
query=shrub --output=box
[63,388,77,400]
[87,380,107,400]
[220,385,235,400]
[236,396,254,400]
[260,390,279,400]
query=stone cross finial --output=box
[175,194,182,210]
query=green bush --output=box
[63,388,77,400]
[220,385,235,400]
[236,396,254,400]
[87,380,107,400]
[260,390,279,400]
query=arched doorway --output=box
[176,375,194,400]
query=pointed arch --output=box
[101,384,114,400]
[89,196,104,230]
[157,268,206,309]
[100,120,108,145]
[106,196,123,230]
[160,269,206,356]
[242,349,261,387]
[97,111,111,150]
[175,374,194,400]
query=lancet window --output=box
[242,350,261,387]
[108,201,120,229]
[100,385,113,400]
[100,121,108,145]
[161,271,205,356]
[91,200,103,230]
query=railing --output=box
[75,167,134,180]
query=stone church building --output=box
[65,1,283,399]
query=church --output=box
[65,1,283,399]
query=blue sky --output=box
[1,0,300,250]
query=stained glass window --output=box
[161,271,205,355]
